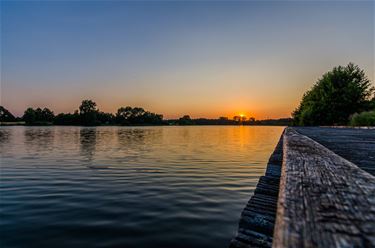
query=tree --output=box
[40,108,55,122]
[249,117,256,122]
[116,106,163,125]
[178,115,194,125]
[292,63,374,126]
[97,111,115,125]
[54,111,80,125]
[141,111,163,125]
[129,107,146,123]
[233,116,247,123]
[22,107,54,124]
[79,100,98,126]
[79,100,97,114]
[116,106,133,125]
[0,106,16,122]
[23,108,36,124]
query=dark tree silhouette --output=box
[0,106,16,122]
[22,107,55,125]
[292,63,374,126]
[79,100,97,114]
[233,116,247,123]
[97,111,115,125]
[23,108,36,124]
[54,110,80,125]
[53,102,161,126]
[116,106,134,125]
[39,108,54,122]
[178,115,194,125]
[79,100,98,126]
[116,106,163,125]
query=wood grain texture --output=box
[273,127,375,248]
[294,127,375,175]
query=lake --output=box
[0,126,284,248]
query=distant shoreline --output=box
[0,122,289,127]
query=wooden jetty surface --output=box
[294,127,375,175]
[230,127,375,248]
[274,127,375,247]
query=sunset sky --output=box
[1,1,374,119]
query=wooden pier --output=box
[230,127,375,248]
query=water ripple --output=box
[0,126,283,248]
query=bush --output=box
[350,111,375,126]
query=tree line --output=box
[0,100,164,126]
[4,63,373,127]
[292,63,375,126]
[0,101,292,126]
[167,115,292,126]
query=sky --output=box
[1,0,374,119]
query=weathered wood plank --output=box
[294,127,375,176]
[273,127,375,248]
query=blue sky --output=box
[1,0,374,118]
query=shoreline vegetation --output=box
[1,63,374,127]
[0,100,292,126]
[292,63,375,126]
[0,121,292,127]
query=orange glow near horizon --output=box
[1,1,374,121]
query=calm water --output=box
[0,126,283,248]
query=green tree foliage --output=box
[0,106,16,122]
[116,106,163,125]
[292,63,374,126]
[79,100,98,126]
[350,111,375,126]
